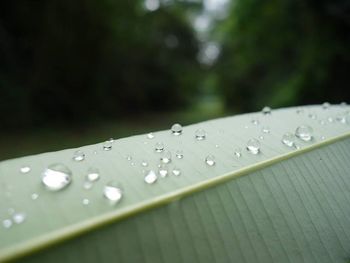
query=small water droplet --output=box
[321,136,326,140]
[158,164,168,177]
[102,141,113,151]
[126,155,132,161]
[308,114,317,120]
[20,166,31,174]
[340,102,347,107]
[171,123,183,135]
[141,160,149,167]
[2,219,12,229]
[72,150,85,162]
[86,167,100,182]
[233,148,242,158]
[215,144,219,148]
[322,102,330,109]
[195,129,206,141]
[82,198,90,205]
[296,108,304,114]
[155,142,165,153]
[259,135,264,140]
[205,155,216,166]
[12,212,26,224]
[282,133,296,148]
[175,150,184,159]
[83,181,93,190]
[336,115,346,124]
[108,138,114,143]
[328,117,334,123]
[172,168,181,176]
[319,120,326,125]
[246,139,261,154]
[103,182,123,204]
[160,151,172,164]
[262,106,271,115]
[147,133,155,139]
[31,193,39,200]
[262,126,270,133]
[42,163,72,191]
[295,125,313,142]
[144,170,157,184]
[251,119,260,125]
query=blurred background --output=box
[0,0,349,160]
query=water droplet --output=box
[86,167,100,182]
[83,181,93,190]
[340,102,347,107]
[262,106,271,115]
[195,129,206,140]
[172,168,181,176]
[296,108,304,114]
[295,125,313,142]
[20,166,31,174]
[158,164,168,177]
[281,133,296,148]
[319,120,326,125]
[2,219,12,229]
[72,150,85,162]
[12,212,26,224]
[160,151,172,164]
[31,193,39,200]
[259,135,264,140]
[171,123,183,135]
[322,102,330,109]
[144,170,157,184]
[308,114,317,120]
[42,163,72,191]
[233,148,242,158]
[147,133,155,139]
[328,117,334,123]
[126,155,132,161]
[321,136,326,140]
[251,119,260,125]
[205,155,216,166]
[336,115,346,124]
[82,198,90,205]
[175,150,184,159]
[246,139,261,154]
[141,160,149,167]
[262,126,270,133]
[107,138,114,143]
[103,182,123,204]
[155,142,164,153]
[102,141,113,151]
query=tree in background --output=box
[216,0,350,112]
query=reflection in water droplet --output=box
[144,170,157,184]
[82,198,90,205]
[102,141,113,151]
[246,139,261,154]
[295,125,313,142]
[103,182,123,204]
[147,133,155,139]
[31,193,39,200]
[262,106,271,115]
[175,150,184,159]
[160,151,172,164]
[20,166,31,174]
[233,148,242,158]
[2,219,12,229]
[262,126,270,133]
[86,167,100,182]
[172,168,181,176]
[322,102,330,109]
[171,123,183,135]
[42,163,72,191]
[155,142,164,153]
[12,212,26,224]
[205,155,216,166]
[72,150,85,162]
[281,133,296,148]
[195,129,206,141]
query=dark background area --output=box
[0,0,349,160]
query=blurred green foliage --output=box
[215,0,350,111]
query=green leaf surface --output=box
[1,105,350,262]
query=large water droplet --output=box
[195,129,206,141]
[172,168,181,176]
[155,142,164,153]
[86,167,100,182]
[144,170,157,184]
[42,163,72,191]
[102,141,113,151]
[262,106,271,115]
[12,212,26,224]
[175,150,184,159]
[160,151,172,164]
[2,219,12,229]
[147,132,155,139]
[171,123,183,136]
[103,182,123,204]
[205,155,216,166]
[295,125,313,142]
[20,166,31,174]
[246,139,260,154]
[281,133,296,148]
[72,150,85,162]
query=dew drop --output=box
[83,181,93,190]
[141,160,149,167]
[126,155,132,161]
[281,133,296,148]
[175,150,184,159]
[327,117,334,123]
[295,125,313,142]
[205,155,216,166]
[158,164,168,177]
[42,163,72,191]
[155,142,164,153]
[172,168,181,176]
[31,193,39,200]
[340,102,347,107]
[233,148,242,158]
[86,167,100,182]
[336,115,346,124]
[72,150,85,162]
[262,106,271,115]
[251,119,260,125]
[82,198,90,205]
[246,139,261,154]
[102,141,113,151]
[171,123,183,136]
[147,132,155,139]
[195,129,206,141]
[107,138,114,143]
[308,114,317,120]
[144,170,157,184]
[2,219,12,229]
[12,212,26,224]
[322,102,330,109]
[262,126,270,133]
[103,182,123,204]
[20,166,31,174]
[160,151,172,164]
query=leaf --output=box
[1,105,350,263]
